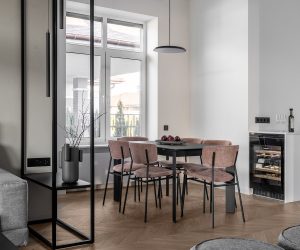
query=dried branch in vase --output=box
[58,90,105,147]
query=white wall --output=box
[146,18,159,140]
[248,0,260,132]
[0,0,21,175]
[189,0,249,193]
[250,0,300,133]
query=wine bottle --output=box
[288,108,294,133]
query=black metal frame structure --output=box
[21,0,95,249]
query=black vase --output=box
[60,144,83,183]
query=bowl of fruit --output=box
[156,135,184,145]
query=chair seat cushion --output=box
[278,225,300,250]
[113,162,145,173]
[191,238,283,250]
[134,167,174,178]
[183,163,206,173]
[187,168,234,183]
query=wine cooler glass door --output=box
[249,133,284,200]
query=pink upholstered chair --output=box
[182,138,203,144]
[117,136,148,196]
[202,140,232,146]
[103,140,145,212]
[123,142,180,222]
[182,140,232,198]
[182,145,245,228]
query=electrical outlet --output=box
[255,117,270,124]
[164,125,169,131]
[27,158,51,167]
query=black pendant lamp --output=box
[154,0,186,53]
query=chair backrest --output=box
[202,140,232,146]
[108,140,130,160]
[182,138,203,144]
[129,142,157,164]
[118,136,149,142]
[202,145,239,169]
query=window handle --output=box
[60,0,64,29]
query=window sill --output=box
[79,144,109,153]
[79,144,108,149]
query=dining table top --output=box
[155,142,204,151]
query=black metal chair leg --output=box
[134,177,137,202]
[159,178,163,198]
[153,179,158,208]
[141,179,143,193]
[119,172,124,213]
[123,169,132,214]
[204,183,209,200]
[102,157,112,206]
[235,168,246,223]
[158,177,162,209]
[186,177,189,195]
[181,174,186,217]
[212,183,215,228]
[210,183,212,213]
[177,175,181,206]
[203,181,206,213]
[138,178,141,202]
[166,177,169,196]
[211,152,216,228]
[144,179,149,223]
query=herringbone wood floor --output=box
[22,184,300,250]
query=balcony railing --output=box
[65,111,141,139]
[110,113,141,137]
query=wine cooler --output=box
[249,133,285,200]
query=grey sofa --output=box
[0,168,28,246]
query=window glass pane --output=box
[107,19,143,52]
[66,53,101,142]
[66,13,102,46]
[110,58,141,137]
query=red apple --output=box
[167,135,175,141]
[161,135,168,141]
[174,136,181,141]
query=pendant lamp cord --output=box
[169,0,171,45]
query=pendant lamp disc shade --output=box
[153,45,186,53]
[154,0,186,53]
